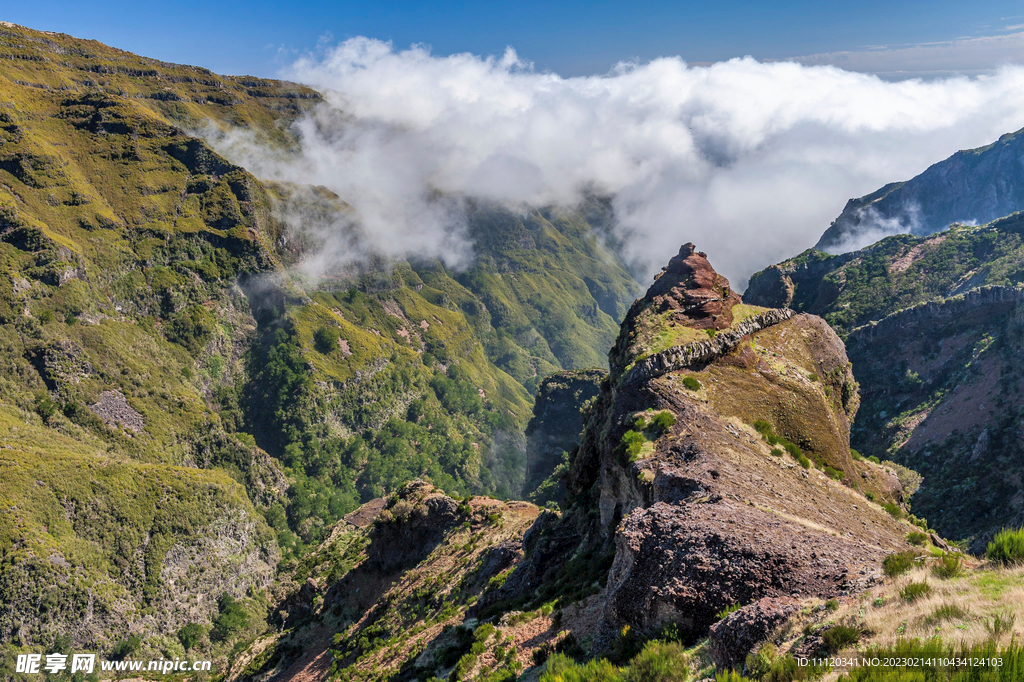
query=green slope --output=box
[0,23,641,659]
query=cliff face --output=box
[815,127,1024,251]
[523,369,606,498]
[846,286,1024,552]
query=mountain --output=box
[0,22,639,660]
[745,213,1024,551]
[249,245,982,682]
[815,127,1024,251]
[745,213,1024,336]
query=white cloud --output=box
[207,38,1024,288]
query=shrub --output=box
[178,622,204,650]
[907,531,929,546]
[650,411,676,434]
[165,304,217,354]
[625,639,689,682]
[932,553,963,579]
[987,611,1017,638]
[753,419,772,435]
[313,325,341,353]
[682,376,702,391]
[900,581,931,602]
[825,598,839,611]
[850,449,863,461]
[883,551,919,577]
[823,465,844,480]
[868,456,881,464]
[745,642,777,680]
[111,634,142,660]
[770,448,784,457]
[540,653,623,682]
[865,492,875,502]
[821,624,861,652]
[924,603,966,625]
[620,430,646,463]
[210,593,250,642]
[881,502,904,519]
[987,527,1024,565]
[716,603,741,620]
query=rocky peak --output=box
[645,242,741,329]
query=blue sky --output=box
[9,0,1024,77]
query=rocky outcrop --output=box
[644,243,742,326]
[619,307,794,385]
[367,480,461,573]
[88,389,144,432]
[524,369,606,496]
[505,244,911,646]
[708,597,800,670]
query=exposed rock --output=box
[39,338,92,392]
[88,389,144,432]
[367,480,460,574]
[524,369,606,497]
[708,597,800,670]
[479,540,522,581]
[506,243,910,647]
[646,243,742,327]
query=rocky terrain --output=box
[523,369,605,502]
[231,244,969,682]
[815,127,1024,251]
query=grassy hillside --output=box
[0,22,640,659]
[744,214,1024,336]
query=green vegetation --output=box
[932,554,964,579]
[924,603,967,626]
[907,531,929,546]
[177,622,204,650]
[540,639,690,682]
[987,528,1024,565]
[821,624,861,652]
[682,376,702,391]
[900,582,932,602]
[884,551,920,578]
[716,603,742,620]
[747,218,1024,336]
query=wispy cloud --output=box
[790,27,1024,78]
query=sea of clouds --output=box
[208,38,1024,288]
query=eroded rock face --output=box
[367,480,460,573]
[708,597,800,670]
[645,243,742,328]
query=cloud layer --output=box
[209,38,1024,287]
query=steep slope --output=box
[816,127,1024,251]
[746,216,1024,551]
[486,244,915,649]
[523,368,606,500]
[745,213,1024,336]
[845,287,1024,553]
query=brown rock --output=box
[645,243,742,329]
[708,597,799,670]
